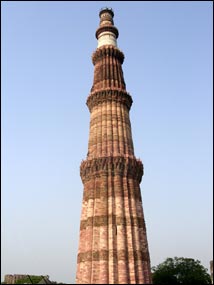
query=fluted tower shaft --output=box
[76,8,152,284]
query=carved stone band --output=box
[80,215,146,231]
[77,249,150,263]
[96,25,119,40]
[80,156,143,183]
[86,88,133,112]
[92,45,124,65]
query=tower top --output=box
[96,7,119,48]
[99,7,114,18]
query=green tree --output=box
[152,257,211,284]
[15,275,43,284]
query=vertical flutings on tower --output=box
[76,8,152,284]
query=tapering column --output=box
[76,8,152,284]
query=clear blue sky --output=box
[2,1,213,284]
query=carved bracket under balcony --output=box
[87,88,133,112]
[92,45,124,65]
[80,155,143,183]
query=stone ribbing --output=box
[87,100,135,159]
[91,46,125,91]
[76,8,152,284]
[76,174,151,284]
[80,215,146,231]
[78,249,150,263]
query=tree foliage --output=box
[152,257,211,284]
[15,275,43,284]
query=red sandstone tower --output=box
[76,8,152,284]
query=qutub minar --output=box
[76,8,152,284]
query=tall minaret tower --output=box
[76,8,152,284]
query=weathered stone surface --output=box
[77,249,150,263]
[4,275,27,284]
[80,215,146,230]
[76,8,152,285]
